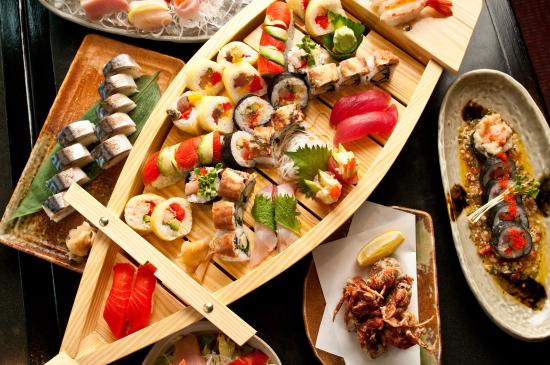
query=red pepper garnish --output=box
[147,201,156,216]
[228,350,269,365]
[315,15,329,29]
[497,173,510,189]
[249,75,263,93]
[169,203,186,221]
[212,131,222,163]
[210,71,222,85]
[181,108,193,120]
[199,167,208,175]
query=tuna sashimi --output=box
[250,185,277,267]
[103,263,135,339]
[259,31,286,52]
[333,104,398,145]
[174,0,202,19]
[330,89,391,126]
[274,184,300,252]
[173,334,206,365]
[257,55,284,78]
[265,1,292,29]
[81,0,129,20]
[125,263,157,335]
[228,350,270,365]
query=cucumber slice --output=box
[260,46,285,66]
[198,132,215,165]
[157,145,179,176]
[264,25,288,41]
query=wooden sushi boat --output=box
[47,0,482,363]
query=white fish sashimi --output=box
[275,183,299,252]
[250,185,277,267]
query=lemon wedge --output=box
[356,230,405,267]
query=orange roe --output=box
[508,228,526,250]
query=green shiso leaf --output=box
[251,194,275,231]
[321,11,365,61]
[285,144,331,195]
[10,73,161,220]
[274,194,301,234]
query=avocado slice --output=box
[157,145,179,176]
[264,25,288,42]
[260,46,285,66]
[198,131,215,165]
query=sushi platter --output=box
[10,0,482,363]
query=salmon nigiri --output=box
[103,263,135,339]
[250,185,278,267]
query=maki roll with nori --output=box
[184,164,223,204]
[212,200,242,231]
[269,73,309,109]
[218,168,256,203]
[222,131,256,169]
[210,226,250,262]
[234,95,274,133]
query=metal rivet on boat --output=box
[402,24,412,31]
[203,302,214,313]
[99,217,109,227]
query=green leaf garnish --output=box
[514,174,540,198]
[297,35,319,67]
[321,11,365,61]
[274,194,301,234]
[10,73,161,220]
[285,145,331,195]
[251,194,276,231]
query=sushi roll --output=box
[185,59,224,96]
[365,50,399,84]
[269,73,309,109]
[287,0,308,19]
[222,61,267,104]
[210,226,250,262]
[103,54,142,79]
[197,96,234,134]
[184,164,223,204]
[304,0,345,36]
[142,151,182,190]
[216,42,259,69]
[52,143,94,172]
[339,57,369,87]
[46,167,90,194]
[42,192,75,222]
[196,131,223,166]
[222,131,256,169]
[167,91,203,135]
[218,168,256,203]
[101,93,137,115]
[271,104,305,135]
[95,113,136,142]
[91,134,132,170]
[124,194,165,234]
[99,73,138,99]
[212,200,242,231]
[249,126,276,166]
[307,63,339,95]
[150,197,193,241]
[234,95,274,133]
[57,120,97,147]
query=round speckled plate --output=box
[303,207,441,365]
[438,69,550,340]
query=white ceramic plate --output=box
[142,321,282,364]
[438,69,550,340]
[39,0,252,43]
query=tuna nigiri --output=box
[274,183,300,251]
[125,263,157,335]
[250,185,277,267]
[333,104,398,145]
[103,263,135,339]
[330,89,392,126]
[81,0,129,20]
[173,334,206,365]
[372,0,453,27]
[265,1,292,30]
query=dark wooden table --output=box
[1,1,549,364]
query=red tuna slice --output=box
[265,1,292,29]
[333,104,398,145]
[258,55,284,78]
[103,263,135,339]
[260,31,286,52]
[125,263,157,335]
[228,350,269,365]
[81,0,129,20]
[143,151,161,186]
[330,89,391,127]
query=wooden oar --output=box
[62,183,255,346]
